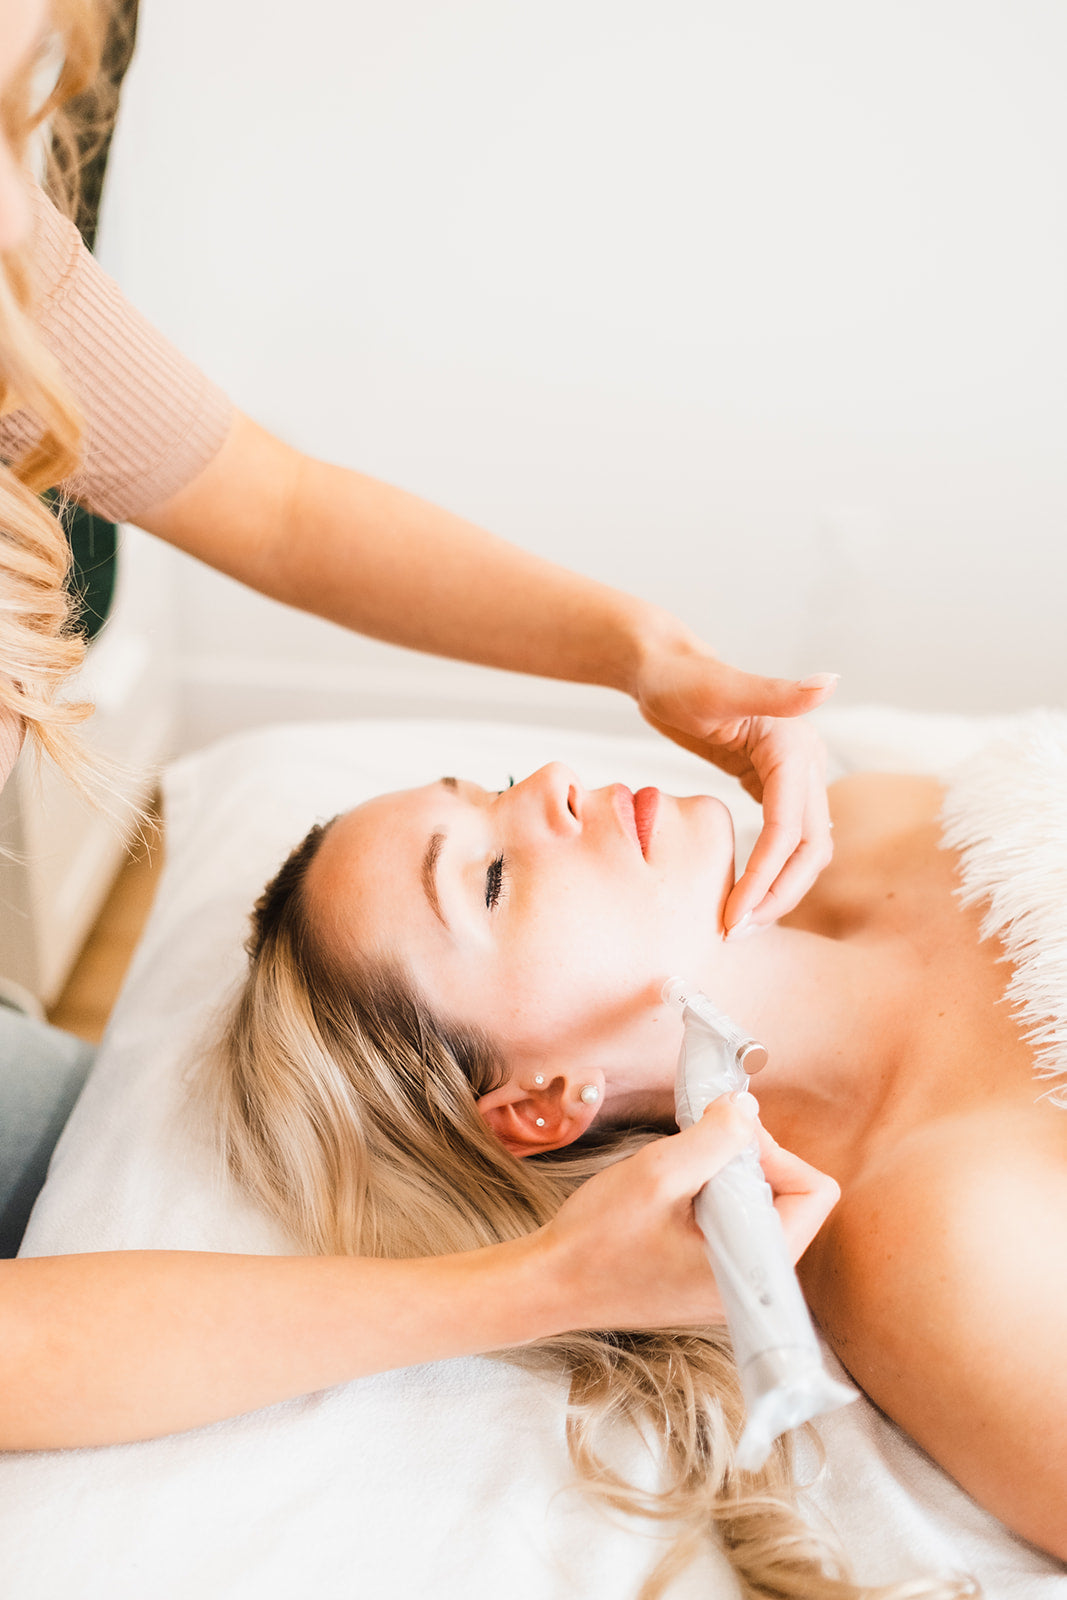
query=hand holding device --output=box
[664,977,857,1470]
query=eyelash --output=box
[485,855,507,910]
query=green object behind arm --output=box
[52,495,118,644]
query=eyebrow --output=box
[421,831,447,927]
[420,779,461,928]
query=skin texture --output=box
[312,767,1067,1561]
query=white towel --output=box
[5,713,1065,1599]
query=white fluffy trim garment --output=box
[940,710,1067,1107]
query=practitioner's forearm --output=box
[280,453,683,690]
[139,411,837,929]
[0,1088,790,1451]
[0,1238,560,1450]
[140,412,692,696]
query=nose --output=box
[510,763,582,835]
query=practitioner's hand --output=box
[539,1097,840,1334]
[631,638,836,934]
[751,1119,841,1261]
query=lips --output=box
[633,787,659,857]
[610,784,660,857]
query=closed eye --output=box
[485,855,506,910]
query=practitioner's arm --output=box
[0,1100,837,1450]
[0,1243,566,1450]
[137,412,834,930]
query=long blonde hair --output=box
[206,821,976,1600]
[0,0,111,784]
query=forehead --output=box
[303,785,436,954]
[308,786,413,888]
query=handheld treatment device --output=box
[663,977,857,1470]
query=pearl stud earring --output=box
[533,1075,545,1087]
[535,1117,546,1128]
[579,1084,599,1106]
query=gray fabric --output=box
[0,1008,94,1257]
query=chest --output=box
[787,773,959,946]
[782,774,1041,1160]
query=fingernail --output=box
[730,1090,760,1117]
[725,912,757,942]
[798,672,839,691]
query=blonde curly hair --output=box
[0,0,114,786]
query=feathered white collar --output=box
[940,710,1067,1107]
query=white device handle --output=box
[663,978,857,1470]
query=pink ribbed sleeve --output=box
[0,184,234,522]
[0,707,23,793]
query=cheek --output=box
[492,888,671,1052]
[436,801,735,1051]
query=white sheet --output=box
[6,712,1066,1600]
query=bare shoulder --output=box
[789,773,947,934]
[827,771,945,845]
[808,1108,1067,1557]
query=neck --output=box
[608,925,914,1180]
[717,926,911,1167]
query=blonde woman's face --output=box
[306,763,736,1079]
[0,0,49,251]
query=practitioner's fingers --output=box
[756,1122,841,1260]
[541,1096,762,1332]
[544,1094,759,1247]
[634,648,839,749]
[723,735,806,928]
[724,725,832,933]
[599,1094,762,1217]
[540,1102,838,1333]
[728,761,834,935]
[660,660,841,727]
[632,643,836,937]
[638,1092,764,1202]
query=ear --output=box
[477,1072,604,1158]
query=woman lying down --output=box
[208,717,1067,1600]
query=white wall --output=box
[98,0,1067,748]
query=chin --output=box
[660,793,735,940]
[689,793,736,883]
